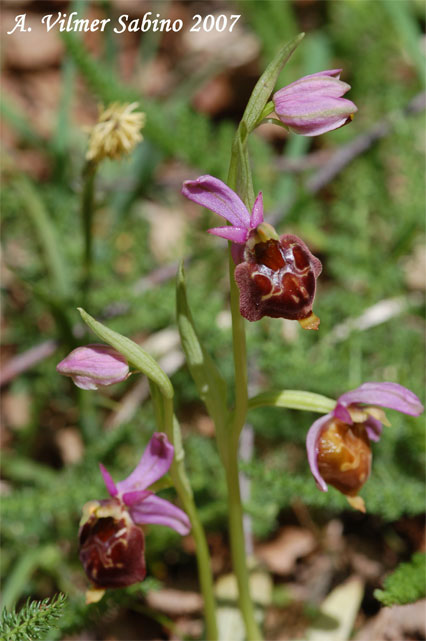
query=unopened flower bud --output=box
[56,344,129,390]
[79,499,146,589]
[273,70,357,137]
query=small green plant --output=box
[374,553,426,606]
[0,594,67,641]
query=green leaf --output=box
[78,308,174,399]
[374,553,426,606]
[176,262,228,430]
[241,33,305,133]
[16,176,71,299]
[248,389,336,414]
[2,547,60,611]
[0,594,66,641]
[236,126,255,209]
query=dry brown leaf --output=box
[354,599,426,641]
[3,12,64,70]
[143,202,187,262]
[403,244,426,291]
[192,74,233,116]
[2,391,31,429]
[56,428,84,465]
[145,588,203,616]
[256,526,316,575]
[172,617,203,640]
[182,13,259,68]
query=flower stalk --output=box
[224,144,262,640]
[216,34,310,641]
[149,386,219,641]
[81,160,97,299]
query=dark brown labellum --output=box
[234,234,322,324]
[79,507,146,589]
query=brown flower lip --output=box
[79,499,146,589]
[234,233,322,326]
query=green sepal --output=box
[78,308,174,399]
[241,32,305,134]
[176,262,228,429]
[236,127,255,209]
[248,389,335,414]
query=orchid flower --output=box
[79,433,191,596]
[306,383,424,512]
[182,175,322,329]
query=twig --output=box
[0,340,57,386]
[324,293,423,345]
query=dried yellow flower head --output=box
[86,102,146,163]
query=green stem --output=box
[226,444,262,640]
[159,395,218,641]
[223,142,262,640]
[81,160,97,299]
[228,142,249,448]
[229,253,248,450]
[255,101,275,127]
[259,117,290,131]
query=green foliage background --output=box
[1,0,424,637]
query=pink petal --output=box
[364,416,383,443]
[250,192,264,228]
[333,403,352,423]
[275,77,350,100]
[182,175,250,229]
[337,382,424,417]
[116,433,174,494]
[208,226,248,243]
[129,494,191,535]
[57,344,129,389]
[306,413,332,492]
[122,490,152,506]
[99,463,118,497]
[275,95,357,118]
[292,69,342,82]
[72,375,100,391]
